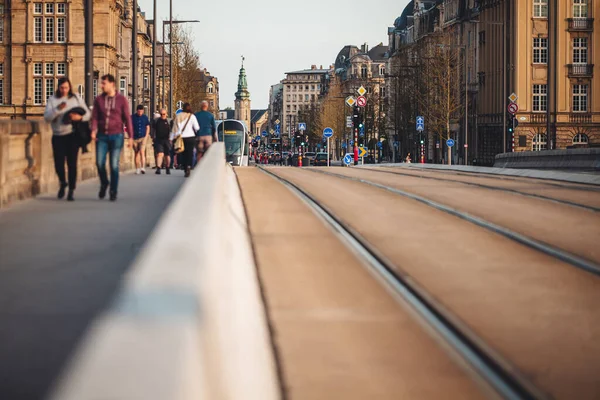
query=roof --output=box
[394,1,415,30]
[251,109,268,123]
[367,43,389,61]
[285,69,329,75]
[219,109,235,120]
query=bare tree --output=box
[171,25,203,113]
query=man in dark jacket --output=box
[154,108,172,175]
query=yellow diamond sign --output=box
[357,86,367,96]
[275,119,280,125]
[508,93,518,103]
[346,96,356,107]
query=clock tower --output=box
[234,56,251,131]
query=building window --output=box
[573,84,588,112]
[0,63,3,76]
[573,133,589,145]
[533,37,548,64]
[532,134,547,151]
[45,17,55,43]
[34,17,43,42]
[57,63,66,76]
[305,85,309,90]
[533,84,547,112]
[379,65,385,76]
[207,83,214,93]
[143,76,149,90]
[0,5,4,43]
[573,37,588,64]
[45,3,54,14]
[45,63,54,76]
[380,86,386,98]
[533,0,548,18]
[57,3,66,14]
[57,17,66,42]
[34,3,43,14]
[293,94,297,101]
[45,78,55,101]
[286,94,290,101]
[34,78,43,105]
[34,63,43,76]
[311,85,315,90]
[361,65,368,78]
[573,0,588,18]
[311,94,315,101]
[120,78,127,96]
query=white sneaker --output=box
[135,168,141,175]
[141,168,146,174]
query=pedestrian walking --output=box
[91,74,134,201]
[154,109,172,175]
[132,104,150,174]
[44,77,91,201]
[194,100,218,163]
[405,153,412,163]
[171,103,199,178]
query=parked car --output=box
[314,152,329,166]
[304,152,317,162]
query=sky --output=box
[138,0,411,109]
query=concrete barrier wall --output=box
[49,143,281,400]
[494,148,600,171]
[0,120,156,208]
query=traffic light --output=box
[420,139,424,144]
[353,106,360,127]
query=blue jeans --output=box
[96,133,124,193]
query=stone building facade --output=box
[0,0,156,119]
[197,68,219,117]
[280,65,328,137]
[387,0,600,165]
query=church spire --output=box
[235,56,250,100]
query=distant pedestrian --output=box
[405,153,412,163]
[194,100,218,163]
[91,74,134,201]
[44,77,91,201]
[171,103,199,178]
[132,104,150,174]
[154,108,171,175]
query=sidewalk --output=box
[0,172,184,400]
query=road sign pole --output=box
[327,137,330,167]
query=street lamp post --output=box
[84,0,93,106]
[132,0,138,114]
[161,18,200,117]
[151,0,157,116]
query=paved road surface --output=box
[0,172,184,400]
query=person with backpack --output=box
[44,76,91,201]
[171,103,199,177]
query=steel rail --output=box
[308,169,600,278]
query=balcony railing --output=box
[567,64,594,77]
[567,18,594,31]
[569,113,592,124]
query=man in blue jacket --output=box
[131,105,150,174]
[194,101,217,163]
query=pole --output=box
[502,21,507,153]
[169,0,173,117]
[162,22,165,109]
[447,54,451,165]
[132,0,138,114]
[84,0,93,107]
[464,47,468,165]
[151,0,157,115]
[327,137,330,167]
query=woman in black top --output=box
[154,108,172,175]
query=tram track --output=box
[390,166,600,192]
[360,167,600,213]
[307,168,600,277]
[259,166,548,400]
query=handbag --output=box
[173,114,192,154]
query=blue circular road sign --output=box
[262,131,268,137]
[377,142,383,149]
[175,108,183,115]
[323,127,334,138]
[447,139,455,147]
[343,154,353,166]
